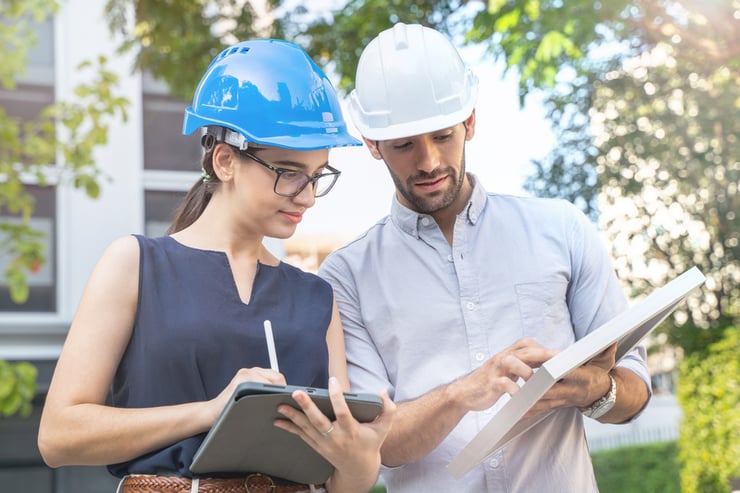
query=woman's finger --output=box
[326,376,352,429]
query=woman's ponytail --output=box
[166,148,218,234]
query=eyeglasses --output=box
[240,151,341,198]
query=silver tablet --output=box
[190,381,383,484]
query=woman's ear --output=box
[212,143,236,182]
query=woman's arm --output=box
[37,236,283,467]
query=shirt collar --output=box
[390,173,488,238]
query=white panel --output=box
[55,1,144,318]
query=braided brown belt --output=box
[120,473,325,493]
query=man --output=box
[319,23,651,492]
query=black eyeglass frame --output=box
[239,150,341,198]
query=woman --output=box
[37,39,395,493]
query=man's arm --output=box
[381,339,558,466]
[601,366,650,423]
[528,343,650,423]
[557,201,652,422]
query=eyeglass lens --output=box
[275,170,337,197]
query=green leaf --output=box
[494,9,521,33]
[488,0,507,15]
[0,391,22,417]
[0,360,37,417]
[524,0,540,21]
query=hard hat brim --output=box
[183,108,362,150]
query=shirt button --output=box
[466,302,476,310]
[421,217,431,226]
[475,353,485,362]
[489,458,499,468]
[447,254,454,262]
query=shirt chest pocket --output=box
[515,281,574,348]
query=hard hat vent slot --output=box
[216,46,251,62]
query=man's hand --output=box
[455,337,560,413]
[378,337,558,467]
[527,343,617,417]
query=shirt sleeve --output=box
[318,252,395,398]
[564,201,653,416]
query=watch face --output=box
[594,399,615,416]
[583,375,617,419]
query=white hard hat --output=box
[348,23,479,141]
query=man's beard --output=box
[388,156,466,214]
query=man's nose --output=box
[414,136,441,172]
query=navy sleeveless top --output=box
[107,235,332,478]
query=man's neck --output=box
[430,175,474,245]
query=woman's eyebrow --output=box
[270,158,330,172]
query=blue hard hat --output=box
[183,39,361,150]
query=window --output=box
[0,16,56,312]
[145,190,186,237]
[0,186,57,312]
[142,74,202,172]
[141,73,202,237]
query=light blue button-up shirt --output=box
[319,175,650,493]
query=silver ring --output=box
[321,425,334,437]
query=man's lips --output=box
[414,175,447,191]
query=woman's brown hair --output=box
[166,143,219,234]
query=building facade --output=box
[0,3,279,491]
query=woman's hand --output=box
[274,376,396,492]
[207,368,286,426]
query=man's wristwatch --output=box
[580,374,617,419]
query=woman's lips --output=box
[280,210,303,224]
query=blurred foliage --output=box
[1,0,128,418]
[677,327,740,493]
[2,1,130,304]
[591,441,681,493]
[0,360,37,418]
[591,51,738,350]
[2,54,130,303]
[288,1,739,344]
[104,0,285,101]
[284,0,461,92]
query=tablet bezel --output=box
[190,381,383,484]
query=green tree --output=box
[1,0,128,417]
[588,48,738,348]
[104,0,285,101]
[295,0,740,345]
[677,328,740,493]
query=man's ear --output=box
[363,137,384,160]
[212,143,236,182]
[464,109,476,141]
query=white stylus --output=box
[264,319,279,372]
